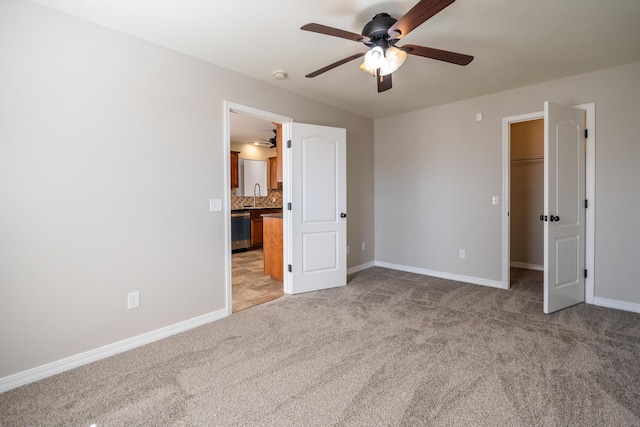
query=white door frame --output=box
[223,101,293,314]
[501,103,595,304]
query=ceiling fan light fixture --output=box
[359,61,377,76]
[364,46,385,69]
[384,46,407,75]
[361,46,407,77]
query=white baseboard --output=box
[510,261,544,271]
[374,261,506,289]
[593,297,640,314]
[0,308,229,393]
[347,261,375,275]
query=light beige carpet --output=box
[1,267,639,426]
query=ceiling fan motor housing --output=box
[362,13,397,40]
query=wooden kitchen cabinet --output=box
[275,123,283,183]
[250,217,263,246]
[249,208,281,248]
[230,151,240,189]
[268,157,278,189]
[263,214,283,282]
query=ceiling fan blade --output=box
[305,53,365,78]
[387,0,455,39]
[401,44,473,65]
[301,23,370,43]
[376,69,392,92]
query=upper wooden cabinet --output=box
[230,151,240,188]
[268,157,278,189]
[275,123,283,183]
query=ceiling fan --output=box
[301,0,474,93]
[260,129,277,148]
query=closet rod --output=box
[511,155,544,164]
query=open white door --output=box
[543,102,586,314]
[289,123,346,294]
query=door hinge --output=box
[288,264,292,273]
[584,269,588,278]
[584,129,588,138]
[585,199,588,209]
[287,202,292,210]
[287,140,292,148]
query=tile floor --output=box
[232,249,284,312]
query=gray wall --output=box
[375,60,640,305]
[0,0,374,378]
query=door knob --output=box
[550,215,560,222]
[539,215,547,221]
[340,213,347,218]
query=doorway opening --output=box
[509,119,545,272]
[224,102,293,314]
[501,103,596,305]
[507,118,545,304]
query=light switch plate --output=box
[209,199,222,211]
[476,113,483,122]
[492,196,499,205]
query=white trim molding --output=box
[375,261,506,289]
[347,262,375,275]
[510,261,544,271]
[223,101,293,303]
[593,297,640,314]
[574,103,596,304]
[0,308,228,393]
[502,111,543,289]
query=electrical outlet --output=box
[459,250,465,259]
[361,242,366,251]
[209,199,222,212]
[127,291,140,309]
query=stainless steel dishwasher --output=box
[231,211,251,251]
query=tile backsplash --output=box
[230,188,282,210]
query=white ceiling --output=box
[230,112,277,147]
[31,0,640,120]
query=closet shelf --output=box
[511,155,544,164]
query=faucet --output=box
[253,183,261,207]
